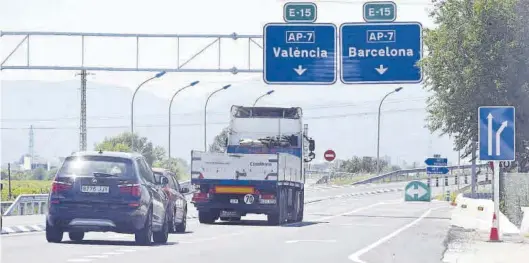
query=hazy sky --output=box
[0,0,467,165]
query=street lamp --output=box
[130,71,166,151]
[376,87,403,175]
[204,84,231,151]
[253,90,275,107]
[168,80,200,160]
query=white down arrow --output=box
[375,65,388,75]
[294,65,307,76]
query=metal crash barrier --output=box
[2,180,192,216]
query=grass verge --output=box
[1,180,52,201]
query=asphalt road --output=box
[1,184,452,263]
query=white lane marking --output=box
[177,231,243,244]
[115,249,136,252]
[285,239,337,244]
[67,259,94,262]
[84,255,109,259]
[336,223,385,227]
[102,252,123,255]
[348,208,433,263]
[316,200,399,222]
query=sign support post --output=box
[493,160,500,239]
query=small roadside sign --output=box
[404,181,431,202]
[426,166,449,175]
[424,157,448,166]
[324,149,336,162]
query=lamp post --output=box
[168,80,200,160]
[376,87,403,175]
[130,71,166,151]
[204,84,231,151]
[253,90,275,107]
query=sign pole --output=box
[493,160,501,238]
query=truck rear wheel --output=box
[198,211,216,224]
[267,213,280,225]
[296,190,304,222]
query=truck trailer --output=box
[190,106,315,225]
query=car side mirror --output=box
[160,177,169,186]
[180,187,189,194]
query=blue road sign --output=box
[478,106,516,161]
[340,22,422,84]
[425,157,448,166]
[426,167,449,175]
[263,23,337,85]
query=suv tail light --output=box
[192,188,214,203]
[118,184,141,197]
[192,192,208,202]
[51,181,72,194]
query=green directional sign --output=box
[283,2,317,23]
[363,1,397,22]
[404,181,431,202]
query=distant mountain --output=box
[0,79,460,166]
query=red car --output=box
[152,168,189,233]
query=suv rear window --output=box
[58,155,134,178]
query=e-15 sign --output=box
[283,2,317,23]
[363,1,397,22]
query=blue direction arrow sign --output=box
[426,166,449,175]
[340,22,422,84]
[478,106,516,161]
[424,157,448,166]
[405,181,431,202]
[264,23,337,85]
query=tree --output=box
[338,156,391,174]
[420,0,529,170]
[152,157,190,180]
[94,132,166,166]
[209,127,230,153]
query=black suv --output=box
[46,151,169,245]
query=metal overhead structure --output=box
[0,31,264,73]
[0,31,264,151]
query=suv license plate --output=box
[81,185,110,193]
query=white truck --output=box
[190,106,315,225]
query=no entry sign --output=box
[324,149,336,162]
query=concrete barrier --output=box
[520,207,529,237]
[450,194,520,238]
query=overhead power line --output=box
[0,96,427,123]
[1,107,425,130]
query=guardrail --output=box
[352,164,489,185]
[1,180,192,216]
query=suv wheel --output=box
[168,208,176,233]
[46,221,63,243]
[69,232,84,242]
[135,210,153,246]
[153,213,169,244]
[175,209,187,233]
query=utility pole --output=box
[75,70,93,151]
[8,163,12,200]
[29,125,34,169]
[471,141,477,198]
[499,161,506,214]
